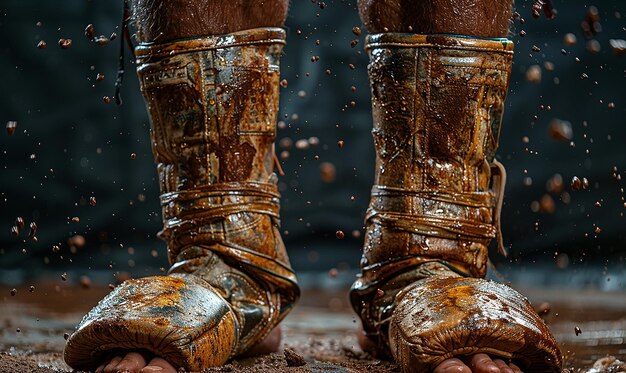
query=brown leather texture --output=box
[350,34,562,372]
[64,28,299,372]
[391,277,562,372]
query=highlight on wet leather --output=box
[64,275,238,371]
[64,28,299,371]
[390,277,562,372]
[349,33,562,372]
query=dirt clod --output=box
[283,348,306,367]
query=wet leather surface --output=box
[64,28,299,371]
[350,33,562,372]
[391,276,562,372]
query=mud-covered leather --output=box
[63,274,238,370]
[64,28,299,371]
[350,33,562,372]
[391,276,562,372]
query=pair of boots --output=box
[63,28,562,372]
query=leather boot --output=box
[350,33,562,372]
[64,28,299,372]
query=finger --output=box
[493,359,514,373]
[433,357,472,373]
[509,362,524,373]
[140,357,178,373]
[467,353,501,373]
[103,356,123,373]
[113,351,149,372]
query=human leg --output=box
[64,1,297,372]
[353,1,562,372]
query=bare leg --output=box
[96,1,289,372]
[356,1,521,373]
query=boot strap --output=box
[159,181,280,254]
[366,185,497,242]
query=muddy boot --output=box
[350,34,562,372]
[63,28,299,372]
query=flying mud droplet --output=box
[84,24,95,40]
[320,162,336,183]
[28,222,37,240]
[103,96,111,104]
[89,196,97,206]
[71,217,80,223]
[586,39,601,54]
[352,26,361,36]
[526,65,542,83]
[548,119,573,141]
[94,35,110,46]
[10,226,19,237]
[58,38,72,49]
[79,275,92,289]
[563,33,577,46]
[328,268,338,278]
[295,139,310,151]
[6,121,17,136]
[571,176,582,190]
[335,230,345,239]
[10,289,16,296]
[574,326,582,336]
[37,40,47,49]
[15,217,25,230]
[61,273,68,281]
[96,73,105,81]
[130,152,137,160]
[68,234,86,250]
[609,39,626,55]
[337,140,345,148]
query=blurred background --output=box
[0,0,624,291]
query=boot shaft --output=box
[134,28,298,313]
[136,29,284,191]
[361,34,514,282]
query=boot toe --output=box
[389,276,562,372]
[63,274,238,372]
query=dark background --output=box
[0,0,624,289]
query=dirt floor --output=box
[0,282,625,373]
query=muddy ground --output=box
[0,282,625,372]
